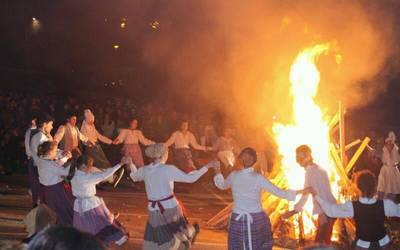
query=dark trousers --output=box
[315,213,336,245]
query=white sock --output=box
[115,235,128,246]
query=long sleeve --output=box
[87,164,121,184]
[384,199,400,217]
[258,176,296,201]
[130,163,144,182]
[168,165,208,183]
[47,161,71,177]
[315,196,353,218]
[214,173,233,190]
[138,131,154,146]
[53,125,66,143]
[188,133,206,151]
[164,132,176,147]
[25,129,31,157]
[96,129,112,144]
[114,129,127,144]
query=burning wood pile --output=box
[207,43,373,249]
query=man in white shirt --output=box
[282,145,337,245]
[165,120,209,173]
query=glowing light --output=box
[273,44,341,238]
[113,45,119,49]
[150,21,160,30]
[31,17,41,33]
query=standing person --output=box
[213,147,307,250]
[282,145,337,245]
[377,131,400,201]
[71,156,128,246]
[25,117,39,207]
[129,143,218,250]
[30,114,54,205]
[80,109,113,169]
[113,118,155,168]
[165,120,210,173]
[54,113,92,158]
[212,127,240,170]
[315,170,398,250]
[32,141,74,226]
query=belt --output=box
[148,194,175,214]
[235,212,254,250]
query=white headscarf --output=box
[84,109,95,124]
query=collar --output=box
[359,197,377,204]
[242,167,254,173]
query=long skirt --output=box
[228,212,273,250]
[73,202,126,245]
[42,182,75,226]
[28,160,41,205]
[174,148,196,173]
[143,205,196,250]
[377,165,400,194]
[122,144,144,167]
[84,143,111,169]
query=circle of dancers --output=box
[23,109,400,250]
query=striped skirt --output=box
[228,212,273,250]
[143,205,196,250]
[173,148,196,173]
[73,202,126,245]
[122,144,145,167]
[42,182,75,226]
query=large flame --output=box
[273,43,340,237]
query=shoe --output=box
[113,168,125,188]
[191,223,200,244]
[115,235,128,246]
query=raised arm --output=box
[258,175,297,201]
[384,199,400,217]
[164,132,176,148]
[138,131,155,146]
[189,133,206,151]
[168,165,208,183]
[113,129,127,144]
[315,196,353,218]
[96,129,112,144]
[87,164,122,184]
[53,125,66,143]
[129,163,144,182]
[214,173,233,190]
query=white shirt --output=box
[80,121,112,145]
[382,146,400,167]
[316,196,398,247]
[24,126,37,158]
[165,131,205,150]
[71,164,121,213]
[294,164,336,214]
[130,162,208,211]
[33,155,71,186]
[214,167,297,214]
[115,129,154,145]
[30,131,53,166]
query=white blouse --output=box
[30,131,53,166]
[80,121,112,145]
[214,167,296,214]
[115,129,154,145]
[165,131,205,150]
[130,162,208,211]
[33,155,71,186]
[71,164,121,213]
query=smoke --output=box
[121,0,400,130]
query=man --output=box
[165,120,209,173]
[25,116,38,207]
[54,113,92,158]
[282,145,337,245]
[211,127,240,170]
[30,114,54,206]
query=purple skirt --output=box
[122,144,144,167]
[228,211,273,250]
[28,160,41,204]
[73,203,126,245]
[42,182,74,226]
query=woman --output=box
[315,170,400,249]
[129,143,218,249]
[213,147,308,250]
[377,131,400,200]
[32,141,74,226]
[71,156,128,246]
[113,118,154,167]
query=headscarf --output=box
[145,143,165,159]
[385,131,396,144]
[84,109,95,124]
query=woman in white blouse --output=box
[129,143,219,250]
[213,147,308,250]
[71,156,128,246]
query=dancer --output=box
[113,118,155,167]
[212,127,240,169]
[54,113,92,157]
[80,109,113,169]
[71,155,128,246]
[213,147,307,250]
[377,131,400,200]
[165,120,209,173]
[129,143,218,249]
[24,116,38,207]
[32,141,74,226]
[315,170,398,249]
[282,145,337,245]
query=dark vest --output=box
[353,199,386,242]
